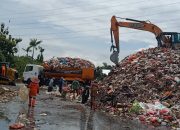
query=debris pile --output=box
[0,86,17,103]
[97,47,180,128]
[43,57,95,70]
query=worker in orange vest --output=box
[1,64,6,76]
[28,77,39,107]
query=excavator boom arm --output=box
[110,15,180,64]
[109,16,173,64]
[110,16,166,52]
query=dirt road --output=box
[0,87,92,130]
[0,85,172,130]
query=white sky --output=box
[0,0,180,66]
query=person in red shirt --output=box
[28,77,39,107]
[1,65,6,76]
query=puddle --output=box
[0,94,84,130]
[0,97,28,129]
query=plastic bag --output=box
[18,85,29,102]
[129,100,142,114]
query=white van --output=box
[23,64,44,84]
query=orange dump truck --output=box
[23,57,95,84]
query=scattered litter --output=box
[18,85,29,102]
[2,87,9,91]
[9,122,25,129]
[43,57,95,71]
[40,113,47,116]
[97,47,180,128]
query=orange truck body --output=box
[23,64,94,84]
[44,67,94,82]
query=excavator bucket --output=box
[110,51,119,65]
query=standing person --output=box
[90,81,98,110]
[58,77,64,93]
[62,81,70,99]
[71,80,80,99]
[1,64,6,76]
[48,78,54,92]
[28,77,39,107]
[81,80,90,104]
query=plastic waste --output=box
[9,122,25,129]
[129,100,142,114]
[18,85,29,102]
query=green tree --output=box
[102,62,108,68]
[0,23,22,63]
[95,63,112,81]
[102,62,112,69]
[14,56,42,78]
[37,46,45,62]
[29,39,42,60]
[22,46,32,56]
[0,50,5,61]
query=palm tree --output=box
[22,46,32,56]
[37,46,45,62]
[29,39,42,59]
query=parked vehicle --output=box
[0,62,18,85]
[23,64,94,85]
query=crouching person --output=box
[28,77,39,107]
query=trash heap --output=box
[0,86,17,103]
[97,47,180,128]
[43,57,95,70]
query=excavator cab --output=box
[159,32,180,49]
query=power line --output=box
[2,1,180,27]
[12,22,180,37]
[10,16,180,31]
[0,0,147,17]
[12,27,108,37]
[13,23,180,41]
[2,1,180,41]
[2,0,178,21]
[10,16,180,37]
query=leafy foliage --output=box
[37,46,45,62]
[29,39,42,59]
[14,56,42,78]
[0,22,45,78]
[22,46,32,56]
[0,50,5,61]
[95,62,112,81]
[0,23,22,63]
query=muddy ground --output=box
[0,85,171,130]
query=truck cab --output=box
[23,64,43,84]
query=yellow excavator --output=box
[110,15,180,64]
[0,62,18,85]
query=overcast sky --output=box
[0,0,180,66]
